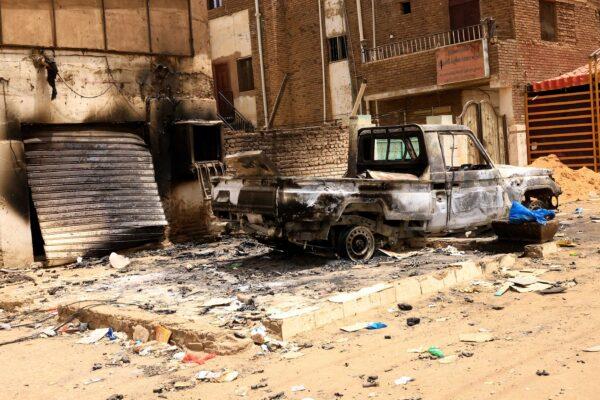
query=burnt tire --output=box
[337,225,376,262]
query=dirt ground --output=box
[2,201,600,400]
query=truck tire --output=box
[337,226,376,262]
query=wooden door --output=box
[214,63,234,119]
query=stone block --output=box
[454,260,482,283]
[395,277,422,303]
[418,274,446,295]
[524,242,558,259]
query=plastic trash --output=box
[509,201,555,225]
[394,376,414,385]
[109,252,131,269]
[106,328,117,341]
[251,325,267,344]
[182,352,216,365]
[366,322,387,330]
[428,346,445,358]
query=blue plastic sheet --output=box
[509,201,555,225]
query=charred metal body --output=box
[213,124,561,261]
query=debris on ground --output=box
[362,375,379,388]
[459,332,494,343]
[109,252,131,270]
[428,346,445,359]
[394,376,414,385]
[77,328,110,344]
[583,345,600,352]
[531,155,600,203]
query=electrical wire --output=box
[56,71,113,99]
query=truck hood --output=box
[496,164,552,178]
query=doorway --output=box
[213,63,235,121]
[449,0,480,30]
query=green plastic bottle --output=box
[428,346,445,358]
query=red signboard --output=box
[436,40,489,86]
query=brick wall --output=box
[208,0,600,129]
[223,122,350,177]
[498,0,600,124]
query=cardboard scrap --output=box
[340,322,369,333]
[77,328,109,344]
[583,345,600,352]
[154,325,172,343]
[460,332,494,343]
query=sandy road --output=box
[2,202,600,400]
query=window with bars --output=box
[208,0,223,10]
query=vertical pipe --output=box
[100,0,108,50]
[589,58,597,172]
[371,0,376,49]
[356,0,365,42]
[318,0,328,122]
[50,0,57,47]
[146,0,153,53]
[254,0,269,129]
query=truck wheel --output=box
[337,226,376,262]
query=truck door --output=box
[438,131,505,231]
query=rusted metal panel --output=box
[526,88,595,170]
[24,130,167,263]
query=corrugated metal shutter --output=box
[24,130,167,263]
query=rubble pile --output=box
[531,154,600,203]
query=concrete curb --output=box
[264,254,516,340]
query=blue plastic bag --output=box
[366,322,387,330]
[509,201,555,225]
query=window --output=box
[438,132,490,171]
[401,1,412,14]
[328,36,348,62]
[208,0,223,10]
[373,136,421,161]
[540,0,557,41]
[237,57,255,92]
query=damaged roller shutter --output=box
[24,130,167,264]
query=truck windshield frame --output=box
[357,125,428,175]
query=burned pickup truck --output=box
[212,124,561,261]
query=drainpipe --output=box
[371,0,376,49]
[318,0,328,123]
[255,0,269,129]
[356,0,365,42]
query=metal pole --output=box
[371,0,376,49]
[254,0,269,129]
[318,0,328,122]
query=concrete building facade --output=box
[0,1,217,267]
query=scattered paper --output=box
[394,376,414,385]
[583,345,600,352]
[438,354,459,364]
[340,322,369,332]
[291,385,306,392]
[460,332,493,343]
[109,252,130,269]
[77,328,109,344]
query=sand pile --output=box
[531,154,600,203]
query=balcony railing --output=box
[363,19,494,63]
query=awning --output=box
[24,130,167,264]
[531,65,590,92]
